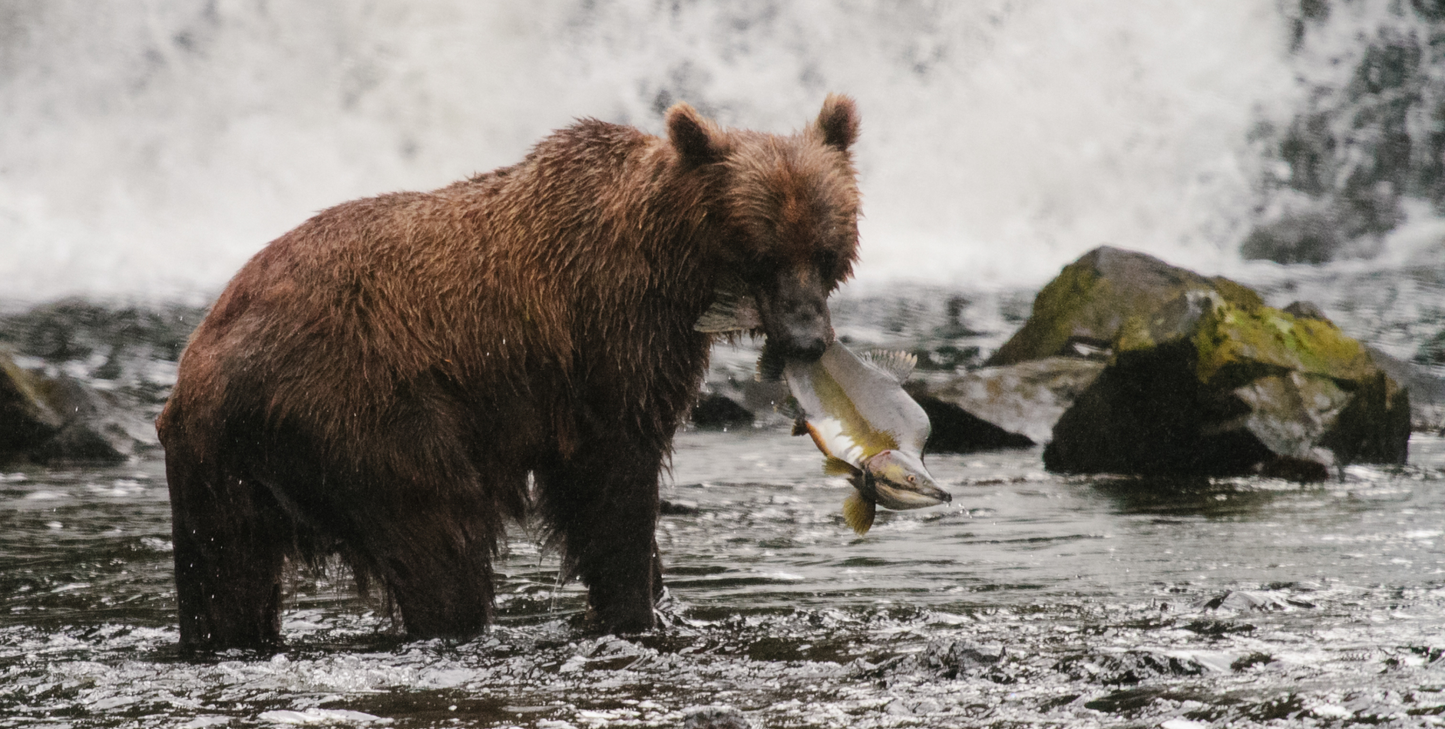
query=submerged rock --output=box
[1044,289,1410,480]
[919,638,1009,681]
[986,246,1262,367]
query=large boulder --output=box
[910,357,1106,446]
[0,353,65,455]
[0,350,152,464]
[906,387,1036,453]
[1043,290,1410,480]
[986,246,1262,366]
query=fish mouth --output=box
[872,481,951,511]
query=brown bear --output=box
[156,96,863,649]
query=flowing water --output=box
[2,0,1425,302]
[4,427,1445,728]
[6,2,1445,726]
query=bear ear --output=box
[666,102,723,168]
[815,93,859,152]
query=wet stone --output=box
[690,393,755,431]
[682,704,751,729]
[1057,650,1213,685]
[919,639,1007,680]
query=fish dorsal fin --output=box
[695,275,761,333]
[860,349,918,383]
[843,491,876,535]
[824,456,860,477]
[755,341,786,382]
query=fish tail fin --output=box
[823,456,859,477]
[843,491,876,535]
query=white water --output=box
[0,1,1418,304]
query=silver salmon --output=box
[784,342,951,535]
[692,286,949,534]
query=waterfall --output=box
[0,1,1436,304]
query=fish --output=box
[694,283,950,535]
[783,342,950,535]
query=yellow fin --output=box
[843,491,876,535]
[824,456,859,477]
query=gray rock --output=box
[0,352,65,456]
[916,357,1105,444]
[0,351,153,465]
[682,705,751,729]
[690,393,755,431]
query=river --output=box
[4,426,1444,728]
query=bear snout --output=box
[757,267,834,362]
[777,313,832,361]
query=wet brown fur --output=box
[157,96,862,649]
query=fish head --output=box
[862,450,951,510]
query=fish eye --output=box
[907,475,916,484]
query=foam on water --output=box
[5,435,1445,727]
[1,1,1373,304]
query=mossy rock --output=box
[1044,291,1409,480]
[987,246,1262,366]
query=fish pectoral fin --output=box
[791,416,809,437]
[843,491,876,536]
[755,341,786,382]
[695,277,762,333]
[824,456,859,477]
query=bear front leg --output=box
[536,453,662,634]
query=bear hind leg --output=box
[337,410,516,640]
[166,454,288,650]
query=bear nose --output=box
[758,265,834,362]
[781,324,830,361]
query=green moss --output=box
[1208,276,1265,311]
[1114,315,1153,353]
[990,251,1272,366]
[1193,303,1375,386]
[1,353,47,409]
[990,263,1103,365]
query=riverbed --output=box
[3,429,1444,728]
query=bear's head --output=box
[668,95,861,362]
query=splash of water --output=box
[0,1,1424,304]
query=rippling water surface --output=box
[3,431,1445,728]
